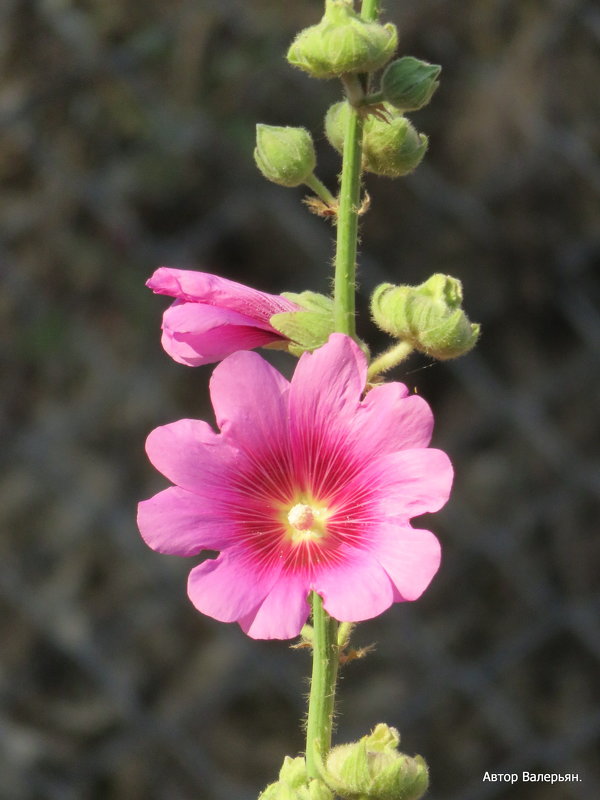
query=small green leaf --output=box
[281,291,334,313]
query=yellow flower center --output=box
[286,502,329,544]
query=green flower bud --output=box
[254,125,316,187]
[371,274,481,360]
[324,101,348,154]
[325,102,428,178]
[363,110,428,177]
[322,724,429,800]
[287,0,397,80]
[259,757,334,800]
[381,56,441,111]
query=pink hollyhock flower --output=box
[147,267,299,366]
[137,334,453,639]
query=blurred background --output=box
[1,0,599,798]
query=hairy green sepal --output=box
[259,756,333,800]
[271,292,335,356]
[381,56,441,112]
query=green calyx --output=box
[259,756,334,800]
[271,292,335,357]
[320,724,429,800]
[371,274,481,360]
[255,125,316,187]
[325,101,428,178]
[287,0,397,80]
[381,56,441,112]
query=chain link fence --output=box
[1,1,599,798]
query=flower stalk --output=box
[305,593,340,777]
[304,173,338,209]
[306,0,384,779]
[333,95,364,337]
[361,0,382,23]
[367,340,414,381]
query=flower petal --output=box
[147,267,297,321]
[373,526,441,601]
[145,418,237,495]
[354,382,434,454]
[209,350,290,455]
[344,448,453,521]
[289,334,367,430]
[187,549,282,624]
[315,554,395,622]
[288,335,368,493]
[161,302,282,366]
[239,574,311,639]
[137,486,232,555]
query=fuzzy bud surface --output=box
[371,274,480,359]
[323,724,429,800]
[325,102,428,177]
[255,125,317,187]
[287,0,397,80]
[381,56,441,112]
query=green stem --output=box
[367,341,414,381]
[361,0,381,22]
[305,592,339,777]
[333,103,364,336]
[304,173,337,208]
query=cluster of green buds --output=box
[254,0,441,194]
[371,274,480,360]
[319,724,429,800]
[259,756,333,800]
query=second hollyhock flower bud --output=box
[371,274,480,360]
[321,724,429,800]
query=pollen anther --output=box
[288,503,315,531]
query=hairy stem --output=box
[305,593,339,777]
[333,101,364,336]
[361,0,381,22]
[367,340,414,381]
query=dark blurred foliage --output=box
[1,0,599,798]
